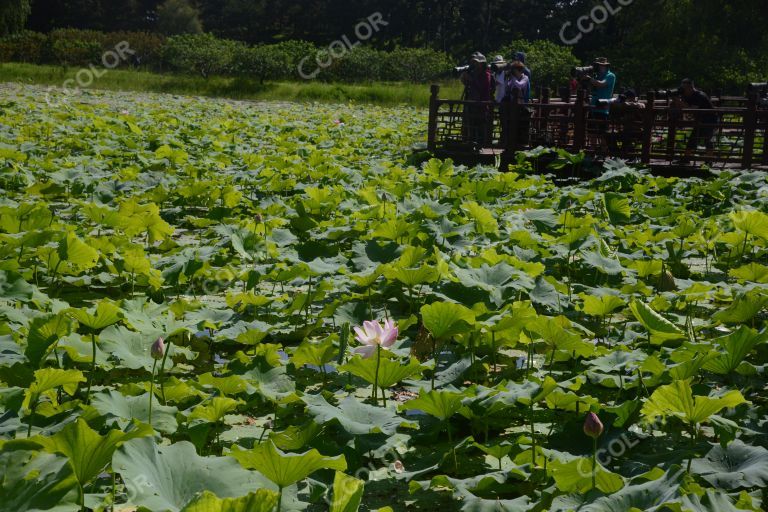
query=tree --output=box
[157,0,202,35]
[0,0,31,36]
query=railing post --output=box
[574,89,586,151]
[428,84,440,152]
[666,101,678,161]
[641,91,655,164]
[742,93,758,169]
[508,88,521,153]
[763,111,768,166]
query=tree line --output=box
[2,0,767,92]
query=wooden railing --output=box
[427,85,768,169]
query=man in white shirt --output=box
[491,55,508,103]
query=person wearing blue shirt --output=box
[515,51,532,102]
[589,57,616,154]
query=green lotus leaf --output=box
[291,335,338,369]
[712,291,768,324]
[67,300,123,331]
[229,440,346,489]
[730,210,768,241]
[703,326,768,375]
[0,271,34,302]
[180,489,279,512]
[579,293,625,317]
[22,368,85,411]
[400,388,464,421]
[0,450,80,512]
[421,301,476,340]
[55,232,100,275]
[641,380,747,426]
[92,390,179,434]
[330,471,364,512]
[9,418,152,489]
[25,313,74,369]
[340,354,422,390]
[302,394,414,436]
[690,440,768,490]
[114,437,275,512]
[629,299,686,344]
[549,457,624,494]
[189,397,242,424]
[728,262,768,283]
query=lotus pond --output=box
[0,83,767,512]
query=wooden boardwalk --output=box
[427,85,768,173]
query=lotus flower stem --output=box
[530,403,536,467]
[277,486,283,512]
[372,345,381,405]
[590,437,597,489]
[149,358,157,427]
[583,412,604,489]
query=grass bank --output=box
[0,62,464,106]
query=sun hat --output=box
[491,55,506,66]
[470,51,487,63]
[593,57,611,66]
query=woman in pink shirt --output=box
[505,61,530,104]
[502,61,532,146]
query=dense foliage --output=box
[12,0,768,91]
[0,83,767,511]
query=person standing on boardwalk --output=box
[675,78,717,161]
[589,57,616,154]
[515,51,532,102]
[460,52,493,147]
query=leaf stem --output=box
[159,337,173,405]
[85,332,97,405]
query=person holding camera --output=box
[515,51,532,102]
[460,52,493,102]
[460,52,493,147]
[588,57,616,154]
[500,61,532,147]
[491,55,508,103]
[674,78,717,161]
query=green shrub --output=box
[382,48,453,82]
[0,30,46,63]
[496,40,580,92]
[48,29,106,67]
[102,32,166,68]
[163,33,244,77]
[324,46,384,82]
[235,44,293,82]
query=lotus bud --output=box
[151,337,165,360]
[583,412,604,439]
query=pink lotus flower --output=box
[151,337,165,360]
[354,319,398,358]
[583,412,604,439]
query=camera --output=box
[748,82,768,108]
[748,82,768,95]
[454,65,471,74]
[655,88,683,100]
[596,94,627,108]
[571,65,596,88]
